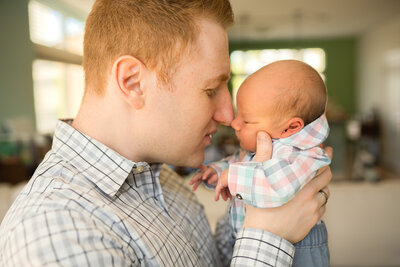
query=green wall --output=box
[0,0,35,125]
[229,38,357,116]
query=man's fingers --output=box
[315,165,328,176]
[324,146,333,160]
[289,167,330,208]
[253,131,273,162]
[316,188,328,206]
[320,186,330,199]
[307,167,332,195]
[319,186,330,205]
[318,204,326,218]
[315,146,332,176]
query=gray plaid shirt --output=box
[0,120,294,266]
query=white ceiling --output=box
[62,0,400,40]
[229,0,400,40]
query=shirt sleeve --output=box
[214,208,295,267]
[232,228,294,267]
[228,149,331,208]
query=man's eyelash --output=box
[205,88,217,97]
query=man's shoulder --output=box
[0,149,106,235]
[0,191,131,266]
[0,161,116,263]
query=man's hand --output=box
[253,132,273,162]
[242,132,333,244]
[189,165,218,191]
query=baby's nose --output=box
[231,123,237,131]
[231,118,240,131]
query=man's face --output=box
[140,19,233,167]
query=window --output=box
[32,60,83,133]
[29,1,84,55]
[230,48,326,108]
[28,0,85,133]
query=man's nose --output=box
[213,88,234,126]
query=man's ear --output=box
[280,117,304,138]
[113,55,145,109]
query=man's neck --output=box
[72,93,143,163]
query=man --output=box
[0,0,331,266]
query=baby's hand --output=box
[215,169,231,201]
[189,165,218,191]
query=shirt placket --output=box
[130,163,169,214]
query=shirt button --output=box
[135,165,144,173]
[236,194,243,200]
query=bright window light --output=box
[29,1,63,49]
[28,0,84,55]
[29,1,85,133]
[32,60,84,134]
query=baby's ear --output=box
[280,117,304,138]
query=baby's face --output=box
[231,77,283,152]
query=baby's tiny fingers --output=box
[226,188,232,199]
[208,174,218,185]
[214,184,223,201]
[189,173,202,185]
[202,168,214,180]
[214,190,220,201]
[221,190,228,201]
[192,180,203,191]
[222,188,231,201]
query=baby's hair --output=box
[272,60,327,125]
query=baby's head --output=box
[231,60,326,152]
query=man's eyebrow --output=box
[205,73,231,85]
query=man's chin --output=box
[167,153,204,169]
[183,153,204,169]
[185,158,204,169]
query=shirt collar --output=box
[52,120,153,197]
[277,114,329,150]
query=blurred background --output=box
[0,0,399,266]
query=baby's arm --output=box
[229,147,331,208]
[214,135,272,201]
[189,149,242,191]
[214,169,231,201]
